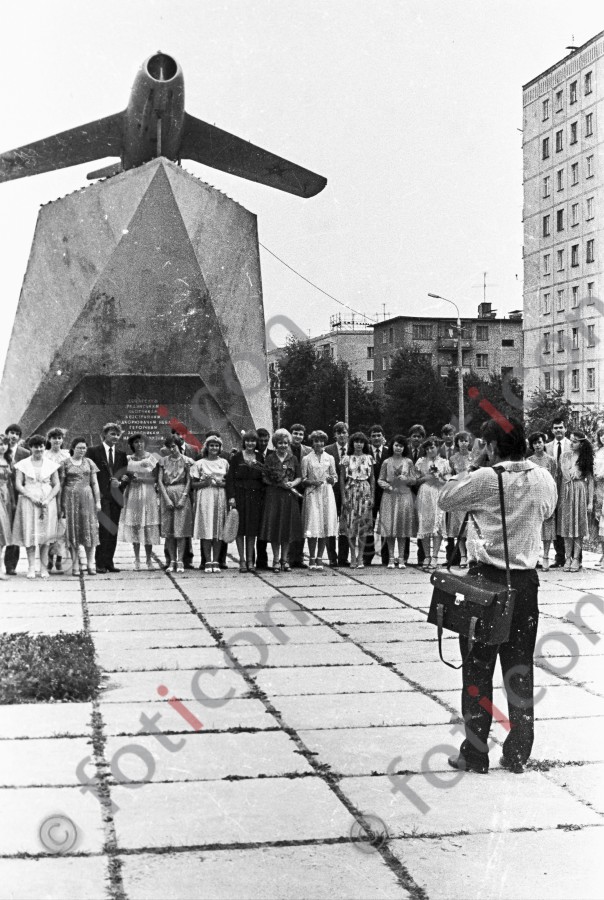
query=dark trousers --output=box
[4,545,20,573]
[363,506,389,565]
[288,539,306,566]
[554,534,565,566]
[328,534,349,565]
[403,537,426,565]
[458,564,539,769]
[446,537,461,567]
[256,539,268,569]
[96,498,122,569]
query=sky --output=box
[0,0,602,372]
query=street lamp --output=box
[428,292,465,429]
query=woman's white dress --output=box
[192,457,229,540]
[301,452,338,538]
[12,457,59,546]
[416,456,450,538]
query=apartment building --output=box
[523,30,603,408]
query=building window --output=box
[558,370,565,392]
[367,370,374,382]
[571,285,579,307]
[367,346,374,358]
[544,371,551,391]
[502,339,514,347]
[570,121,578,144]
[571,244,579,267]
[571,202,579,226]
[557,330,564,351]
[585,113,593,137]
[543,175,551,197]
[543,331,551,353]
[555,129,563,152]
[556,209,564,232]
[556,169,564,191]
[586,197,594,220]
[587,324,595,346]
[542,215,551,237]
[587,368,595,391]
[388,326,394,344]
[570,80,577,104]
[476,325,489,341]
[382,356,388,371]
[587,239,595,263]
[556,248,565,271]
[556,289,565,310]
[586,155,594,178]
[555,89,563,111]
[542,98,550,120]
[585,71,593,94]
[543,253,551,275]
[476,353,488,368]
[572,327,579,349]
[571,369,579,391]
[542,137,550,159]
[587,282,595,303]
[571,162,579,184]
[382,330,388,344]
[412,323,433,340]
[543,292,551,314]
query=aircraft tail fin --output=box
[181,113,326,199]
[0,112,124,183]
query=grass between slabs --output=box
[0,632,101,703]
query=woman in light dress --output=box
[60,437,101,576]
[44,427,70,572]
[527,431,557,571]
[191,433,229,573]
[118,433,161,570]
[301,430,338,570]
[12,434,60,579]
[447,431,473,567]
[340,432,374,569]
[558,431,594,572]
[593,427,604,567]
[0,435,14,579]
[415,437,451,570]
[378,435,417,569]
[258,429,303,573]
[158,436,193,574]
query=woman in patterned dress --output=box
[226,431,265,573]
[158,436,193,574]
[259,429,303,572]
[60,437,101,576]
[593,427,604,567]
[378,435,417,569]
[447,431,473,567]
[191,434,229,573]
[415,437,451,570]
[559,431,594,572]
[340,432,374,569]
[44,427,70,572]
[12,434,61,579]
[0,435,14,579]
[527,431,557,571]
[301,430,338,570]
[118,433,161,570]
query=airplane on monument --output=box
[0,51,326,199]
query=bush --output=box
[0,632,101,704]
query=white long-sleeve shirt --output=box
[438,460,557,570]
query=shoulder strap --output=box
[492,465,512,595]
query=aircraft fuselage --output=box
[123,53,185,168]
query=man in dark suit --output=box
[4,423,30,575]
[255,428,272,570]
[406,424,426,566]
[363,424,390,567]
[87,423,129,573]
[288,424,312,568]
[325,421,350,567]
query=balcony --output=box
[437,338,473,351]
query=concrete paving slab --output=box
[0,857,109,900]
[0,737,92,787]
[0,703,92,739]
[111,778,354,849]
[92,629,217,650]
[365,640,461,666]
[105,730,312,782]
[0,580,82,593]
[391,827,601,900]
[95,646,229,672]
[100,667,250,703]
[434,684,604,721]
[254,664,409,696]
[1,619,83,634]
[89,614,201,632]
[0,786,105,853]
[284,584,382,597]
[199,610,322,629]
[318,609,428,625]
[334,624,429,644]
[228,642,374,668]
[120,845,406,900]
[542,604,604,623]
[546,761,604,813]
[339,771,602,837]
[545,655,603,685]
[1,603,84,618]
[219,625,345,646]
[100,698,276,735]
[0,592,82,605]
[383,660,566,694]
[86,601,187,615]
[298,595,405,610]
[274,691,430,731]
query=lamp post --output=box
[428,292,465,429]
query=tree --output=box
[444,370,525,436]
[383,348,451,435]
[273,339,382,434]
[524,389,573,435]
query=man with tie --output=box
[325,421,350,566]
[439,424,456,461]
[254,428,272,570]
[405,424,426,565]
[363,424,390,566]
[87,423,129,573]
[288,424,312,568]
[546,418,572,568]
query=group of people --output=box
[0,415,601,578]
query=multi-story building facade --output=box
[371,304,523,394]
[523,31,603,409]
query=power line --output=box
[259,242,377,323]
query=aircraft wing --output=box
[181,113,326,198]
[0,113,124,183]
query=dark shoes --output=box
[500,755,524,774]
[447,754,488,775]
[96,565,120,574]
